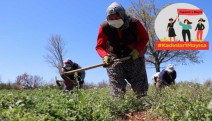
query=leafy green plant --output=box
[0,82,211,121]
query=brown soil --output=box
[119,110,166,121]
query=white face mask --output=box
[65,67,72,70]
[108,19,124,28]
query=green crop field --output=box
[0,82,211,121]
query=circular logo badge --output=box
[155,3,209,42]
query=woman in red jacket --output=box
[96,2,149,98]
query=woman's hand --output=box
[177,16,180,21]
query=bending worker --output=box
[96,2,149,98]
[59,59,85,92]
[159,64,176,87]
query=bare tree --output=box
[33,75,43,88]
[127,0,203,72]
[44,34,66,70]
[15,73,43,88]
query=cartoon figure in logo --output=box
[195,18,205,41]
[166,16,178,41]
[179,19,192,42]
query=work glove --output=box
[74,72,83,82]
[130,49,139,60]
[103,55,113,67]
[74,72,79,80]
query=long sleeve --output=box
[179,21,192,30]
[188,24,192,29]
[172,70,177,80]
[96,26,108,58]
[159,70,167,84]
[173,20,176,25]
[195,24,198,31]
[202,24,205,30]
[134,21,149,55]
[179,21,183,26]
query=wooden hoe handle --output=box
[64,56,131,75]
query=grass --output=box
[0,82,211,121]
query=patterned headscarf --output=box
[106,2,131,30]
[63,59,73,67]
[166,64,174,73]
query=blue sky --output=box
[0,0,211,85]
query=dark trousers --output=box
[61,71,85,91]
[182,30,191,42]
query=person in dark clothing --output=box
[179,19,192,42]
[96,2,149,98]
[166,17,178,41]
[159,64,176,87]
[195,18,205,41]
[59,59,85,91]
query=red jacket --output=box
[96,19,149,58]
